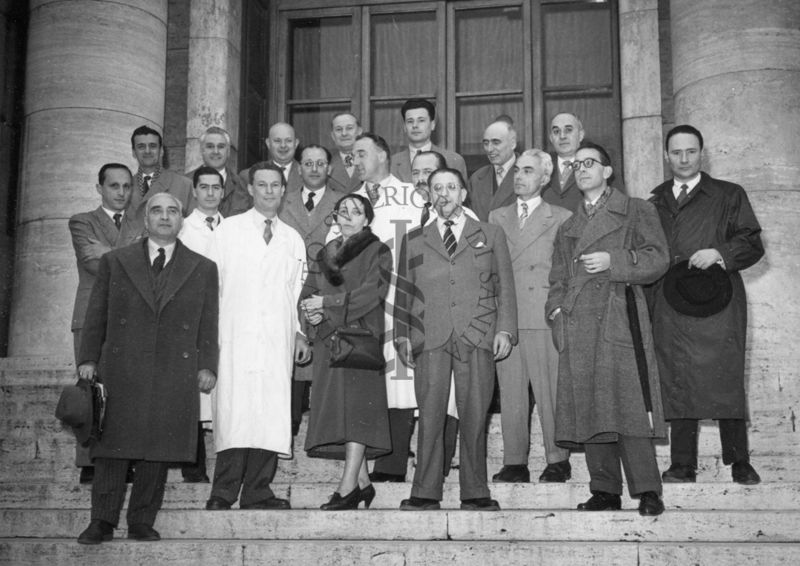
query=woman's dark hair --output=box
[334,193,375,225]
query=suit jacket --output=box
[279,185,344,258]
[395,216,517,355]
[390,144,469,184]
[541,152,582,212]
[69,207,143,330]
[488,200,572,330]
[328,151,362,194]
[188,166,252,218]
[79,239,219,462]
[128,169,193,230]
[468,162,517,222]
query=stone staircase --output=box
[2,357,799,565]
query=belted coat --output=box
[545,189,670,446]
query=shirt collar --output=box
[436,208,464,229]
[517,196,542,213]
[303,186,326,198]
[496,154,516,175]
[101,207,124,220]
[147,238,176,263]
[673,174,701,192]
[252,208,279,229]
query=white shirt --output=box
[408,142,432,164]
[101,207,125,222]
[147,239,176,266]
[251,208,279,231]
[495,154,516,183]
[557,156,575,172]
[517,196,542,217]
[672,174,701,199]
[216,167,227,184]
[301,186,326,209]
[436,208,466,243]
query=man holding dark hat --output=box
[650,124,764,485]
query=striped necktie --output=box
[263,219,273,245]
[443,220,457,257]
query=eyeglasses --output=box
[301,160,329,169]
[570,158,606,171]
[432,182,462,192]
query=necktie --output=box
[344,153,353,168]
[142,175,151,196]
[205,216,215,231]
[152,247,165,274]
[263,218,273,245]
[305,192,316,212]
[420,202,431,228]
[676,183,689,206]
[443,220,457,257]
[495,165,504,183]
[113,213,122,230]
[366,183,380,206]
[519,202,529,229]
[560,162,572,188]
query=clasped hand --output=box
[301,295,325,325]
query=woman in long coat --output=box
[300,194,393,510]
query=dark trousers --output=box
[91,458,169,527]
[210,448,278,507]
[411,340,494,501]
[373,408,459,477]
[584,436,662,497]
[291,379,310,434]
[181,422,207,479]
[669,418,749,467]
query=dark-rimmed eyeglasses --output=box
[301,160,329,169]
[570,158,605,171]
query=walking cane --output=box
[625,284,654,433]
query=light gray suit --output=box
[395,216,517,500]
[489,200,572,466]
[390,144,468,184]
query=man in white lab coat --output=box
[205,162,311,510]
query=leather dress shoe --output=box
[577,491,622,511]
[732,461,761,485]
[205,496,232,510]
[492,464,530,483]
[661,463,696,483]
[127,523,160,541]
[241,497,291,510]
[182,472,210,483]
[369,471,405,483]
[538,460,572,483]
[77,520,114,545]
[125,465,135,484]
[637,491,665,516]
[399,496,440,510]
[321,486,361,510]
[460,497,500,511]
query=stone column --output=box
[670,0,800,428]
[7,0,168,357]
[184,0,242,173]
[618,0,663,198]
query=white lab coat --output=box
[210,210,306,456]
[178,209,224,423]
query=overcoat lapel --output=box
[158,241,200,315]
[118,240,158,313]
[454,216,487,259]
[567,190,627,257]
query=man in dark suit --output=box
[254,121,302,193]
[187,126,252,217]
[328,112,363,193]
[541,112,584,212]
[468,120,518,221]
[76,192,219,544]
[488,149,573,484]
[395,167,517,511]
[390,99,468,183]
[127,125,192,229]
[69,163,143,484]
[279,144,344,435]
[650,125,764,485]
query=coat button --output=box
[112,347,119,354]
[450,280,455,284]
[182,352,190,359]
[119,318,126,325]
[595,282,601,289]
[183,323,190,330]
[529,266,535,271]
[451,302,456,307]
[451,260,455,265]
[528,286,534,291]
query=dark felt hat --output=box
[55,379,94,445]
[663,260,732,317]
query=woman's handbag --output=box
[328,294,385,370]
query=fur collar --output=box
[318,228,379,286]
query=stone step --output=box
[2,480,798,511]
[4,508,800,543]
[2,539,799,566]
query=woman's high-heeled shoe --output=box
[359,484,376,509]
[320,486,361,510]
